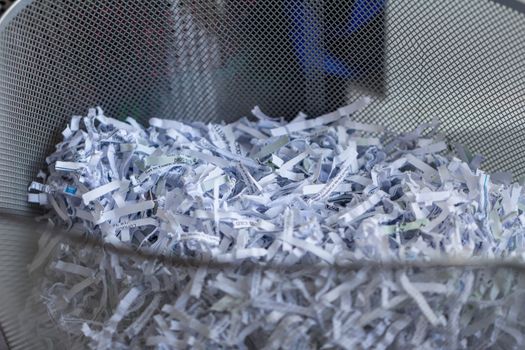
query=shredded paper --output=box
[26,99,525,349]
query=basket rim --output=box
[7,212,523,272]
[0,0,32,32]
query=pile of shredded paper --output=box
[27,98,525,349]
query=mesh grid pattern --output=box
[0,216,46,350]
[0,0,524,215]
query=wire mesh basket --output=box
[0,0,524,349]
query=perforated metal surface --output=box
[0,0,524,215]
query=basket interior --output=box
[0,0,524,348]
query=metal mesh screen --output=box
[0,0,524,215]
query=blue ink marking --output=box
[64,186,77,195]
